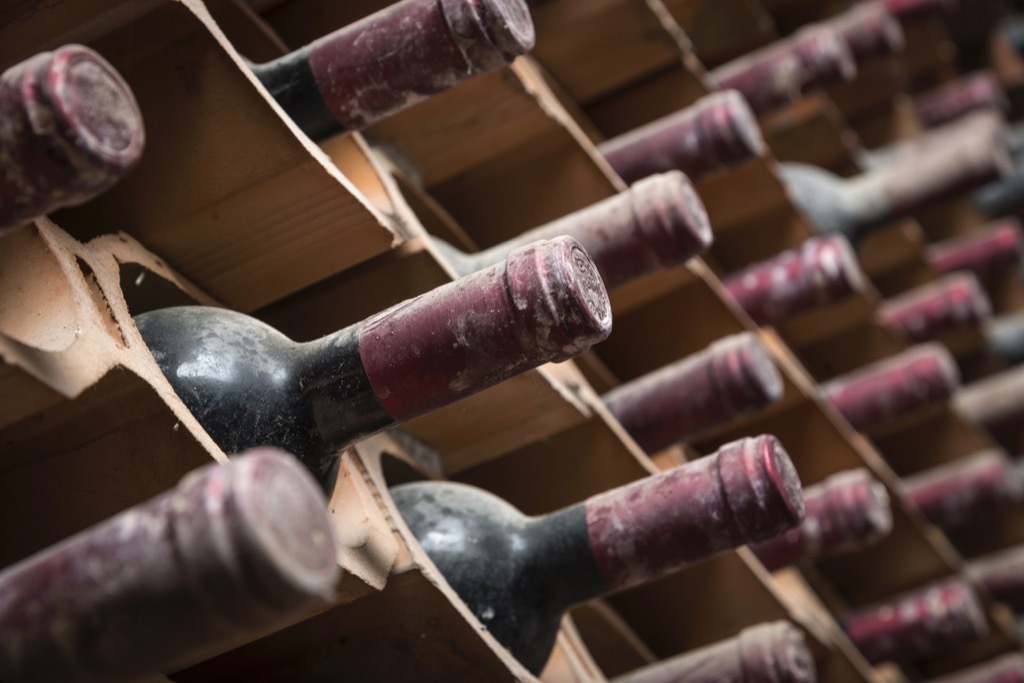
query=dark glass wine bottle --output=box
[610,621,817,683]
[710,25,856,115]
[248,0,534,139]
[134,237,611,485]
[0,44,145,234]
[782,111,1009,244]
[751,468,892,571]
[903,450,1024,530]
[0,448,338,683]
[914,71,1008,129]
[390,435,805,673]
[597,91,766,185]
[432,171,712,289]
[925,220,1023,279]
[722,236,867,326]
[843,579,988,665]
[926,654,1024,683]
[823,343,960,431]
[602,332,784,453]
[880,273,992,344]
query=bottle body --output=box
[251,0,535,139]
[391,435,805,673]
[136,238,612,484]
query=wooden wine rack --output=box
[2,0,1023,681]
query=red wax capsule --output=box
[925,220,1024,279]
[0,448,339,683]
[598,91,766,184]
[603,332,784,453]
[904,450,1024,530]
[0,44,145,234]
[843,579,989,664]
[823,344,960,431]
[915,72,1008,129]
[723,236,867,326]
[880,273,992,344]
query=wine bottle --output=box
[722,236,867,326]
[953,363,1024,433]
[903,450,1024,530]
[602,332,784,453]
[0,44,145,234]
[432,172,712,289]
[248,0,534,139]
[710,25,856,115]
[828,2,905,64]
[925,654,1024,683]
[842,579,989,665]
[914,72,1008,129]
[984,310,1024,365]
[134,237,612,485]
[967,545,1024,613]
[597,91,766,185]
[822,343,960,431]
[390,434,805,673]
[925,220,1024,279]
[781,111,1009,244]
[751,468,893,571]
[610,621,817,683]
[0,448,339,683]
[879,273,992,344]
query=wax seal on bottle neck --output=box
[440,0,536,70]
[631,171,713,269]
[709,333,786,414]
[506,235,613,360]
[719,435,806,539]
[793,25,857,89]
[697,90,768,169]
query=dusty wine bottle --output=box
[925,220,1024,279]
[822,343,960,431]
[967,545,1024,614]
[248,0,534,139]
[925,654,1024,683]
[610,621,817,683]
[602,332,784,453]
[597,91,766,185]
[914,72,1008,129]
[432,172,712,289]
[390,434,805,673]
[879,273,992,344]
[722,236,867,326]
[975,169,1024,220]
[782,111,1010,244]
[751,468,893,571]
[0,448,339,683]
[842,579,989,665]
[828,2,905,64]
[710,25,856,115]
[135,236,612,485]
[903,450,1024,530]
[0,44,145,234]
